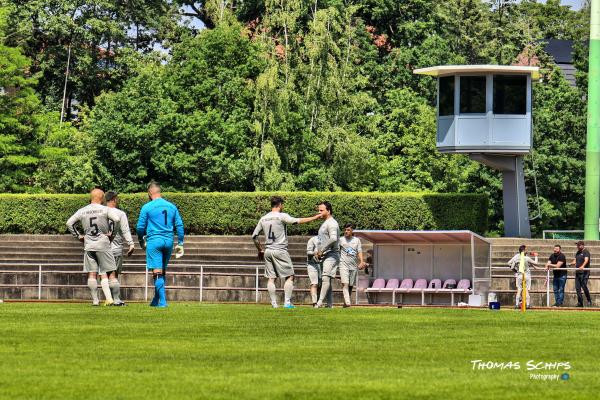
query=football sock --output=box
[348,286,354,300]
[327,284,333,307]
[318,276,331,304]
[267,280,277,306]
[310,286,318,304]
[109,278,121,303]
[155,275,167,306]
[87,279,99,303]
[283,279,293,305]
[342,285,351,305]
[100,278,113,302]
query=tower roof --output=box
[413,65,540,80]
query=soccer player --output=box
[507,244,541,309]
[136,182,184,308]
[306,235,321,306]
[105,191,135,306]
[66,188,122,306]
[315,201,340,308]
[252,196,321,309]
[339,223,366,306]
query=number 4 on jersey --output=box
[267,225,276,241]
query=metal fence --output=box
[4,262,597,307]
[542,230,585,240]
[0,262,360,304]
[491,267,600,306]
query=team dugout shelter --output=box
[354,230,491,306]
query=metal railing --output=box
[491,267,600,306]
[0,262,358,304]
[542,230,584,240]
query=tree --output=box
[376,88,476,192]
[4,0,174,118]
[0,3,41,191]
[87,18,265,192]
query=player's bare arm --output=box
[296,214,322,224]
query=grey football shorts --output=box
[307,262,321,285]
[83,251,117,275]
[321,253,340,278]
[264,249,295,278]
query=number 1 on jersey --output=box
[162,209,168,225]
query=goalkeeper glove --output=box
[127,244,135,257]
[175,244,184,259]
[138,236,146,250]
[258,250,265,261]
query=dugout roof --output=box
[353,230,490,245]
[413,65,540,80]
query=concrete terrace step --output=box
[0,234,314,243]
[0,248,311,257]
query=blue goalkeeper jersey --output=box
[136,198,184,245]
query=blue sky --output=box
[529,0,584,9]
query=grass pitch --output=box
[0,303,598,400]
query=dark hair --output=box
[318,201,333,214]
[271,196,284,208]
[105,191,118,202]
[518,245,526,253]
[344,223,354,229]
[147,181,161,191]
[554,244,562,249]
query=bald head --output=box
[147,182,162,200]
[90,188,105,204]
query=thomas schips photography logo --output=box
[470,360,571,381]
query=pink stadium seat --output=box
[385,279,400,289]
[357,277,370,290]
[456,279,471,290]
[371,278,386,289]
[443,279,457,289]
[399,279,414,289]
[413,279,427,289]
[428,279,442,289]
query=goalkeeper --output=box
[136,182,185,308]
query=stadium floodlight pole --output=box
[585,0,600,240]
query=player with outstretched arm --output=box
[252,196,321,309]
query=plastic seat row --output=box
[365,278,471,306]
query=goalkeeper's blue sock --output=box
[150,273,160,307]
[155,276,167,307]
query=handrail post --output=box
[546,269,550,307]
[255,265,259,303]
[144,268,148,302]
[200,265,203,302]
[355,270,359,305]
[38,264,42,300]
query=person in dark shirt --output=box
[545,244,567,307]
[570,241,592,307]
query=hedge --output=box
[0,192,488,235]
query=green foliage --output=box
[4,0,173,115]
[0,192,488,235]
[0,0,592,236]
[87,20,264,192]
